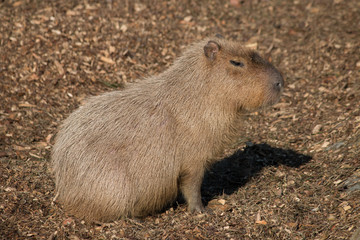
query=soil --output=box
[1,0,359,239]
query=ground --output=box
[0,0,359,239]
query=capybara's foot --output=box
[188,203,205,213]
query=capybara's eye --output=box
[230,60,244,67]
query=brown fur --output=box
[51,37,284,222]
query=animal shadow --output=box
[201,143,312,204]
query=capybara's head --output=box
[202,38,284,112]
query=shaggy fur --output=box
[51,37,284,222]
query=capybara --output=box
[51,36,284,222]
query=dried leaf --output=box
[255,220,267,225]
[46,134,53,144]
[100,56,115,65]
[12,1,23,7]
[54,60,65,75]
[5,187,17,192]
[33,141,48,148]
[218,199,226,205]
[13,145,31,151]
[229,0,241,7]
[19,102,37,108]
[312,124,322,134]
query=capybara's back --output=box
[52,36,284,222]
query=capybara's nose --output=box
[273,73,284,91]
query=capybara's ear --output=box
[204,41,220,61]
[215,33,224,39]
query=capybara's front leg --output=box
[180,168,205,213]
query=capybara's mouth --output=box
[266,89,283,107]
